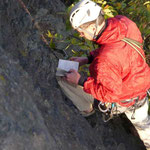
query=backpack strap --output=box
[121,37,146,62]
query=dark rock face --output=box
[0,47,59,150]
[0,0,146,150]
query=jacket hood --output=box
[96,15,129,44]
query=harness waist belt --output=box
[121,97,139,104]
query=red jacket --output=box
[83,15,150,106]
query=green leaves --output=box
[144,1,150,7]
[112,0,150,37]
[46,30,55,49]
[46,30,53,38]
[93,0,117,18]
[46,30,63,49]
[50,39,55,49]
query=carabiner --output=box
[98,102,108,113]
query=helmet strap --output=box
[94,19,108,41]
[93,17,99,40]
[93,10,106,40]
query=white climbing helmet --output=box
[70,0,102,29]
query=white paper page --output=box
[56,59,79,76]
[58,59,79,71]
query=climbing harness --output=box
[121,38,147,119]
[97,95,148,122]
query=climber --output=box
[57,0,150,149]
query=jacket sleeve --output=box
[83,58,123,103]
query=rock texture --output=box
[0,0,146,150]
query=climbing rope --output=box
[121,37,146,62]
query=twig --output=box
[17,0,60,59]
[69,34,92,49]
[69,34,85,42]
